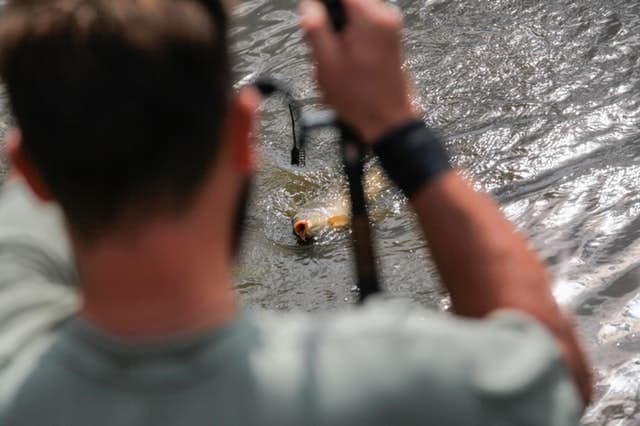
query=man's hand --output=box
[299,0,418,143]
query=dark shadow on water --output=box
[598,265,640,299]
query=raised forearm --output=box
[411,170,592,404]
[412,171,545,316]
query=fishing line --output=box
[252,77,305,166]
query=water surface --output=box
[0,0,637,423]
[231,1,640,423]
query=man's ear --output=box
[226,87,261,174]
[5,129,52,202]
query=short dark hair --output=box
[0,0,231,239]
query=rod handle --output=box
[321,0,347,32]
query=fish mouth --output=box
[293,220,310,241]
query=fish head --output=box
[292,191,351,241]
[293,219,311,241]
[292,215,325,241]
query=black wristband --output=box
[373,120,451,198]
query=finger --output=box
[346,0,402,29]
[299,0,339,62]
[344,0,380,20]
[375,2,403,28]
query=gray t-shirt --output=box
[0,180,583,425]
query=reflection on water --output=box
[231,0,640,423]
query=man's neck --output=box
[75,212,238,339]
[76,221,237,337]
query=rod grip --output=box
[321,0,347,32]
[340,124,381,302]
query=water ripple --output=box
[231,0,640,421]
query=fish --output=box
[292,168,386,241]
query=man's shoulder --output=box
[247,299,583,425]
[249,296,554,348]
[248,297,567,379]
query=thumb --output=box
[299,0,338,64]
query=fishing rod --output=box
[252,0,381,303]
[321,0,381,302]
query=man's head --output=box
[0,0,255,243]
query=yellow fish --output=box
[292,168,386,241]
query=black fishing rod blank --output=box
[322,0,347,31]
[320,0,381,302]
[337,125,380,301]
[250,0,382,302]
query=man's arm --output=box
[411,171,592,403]
[300,0,591,404]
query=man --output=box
[0,0,591,424]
